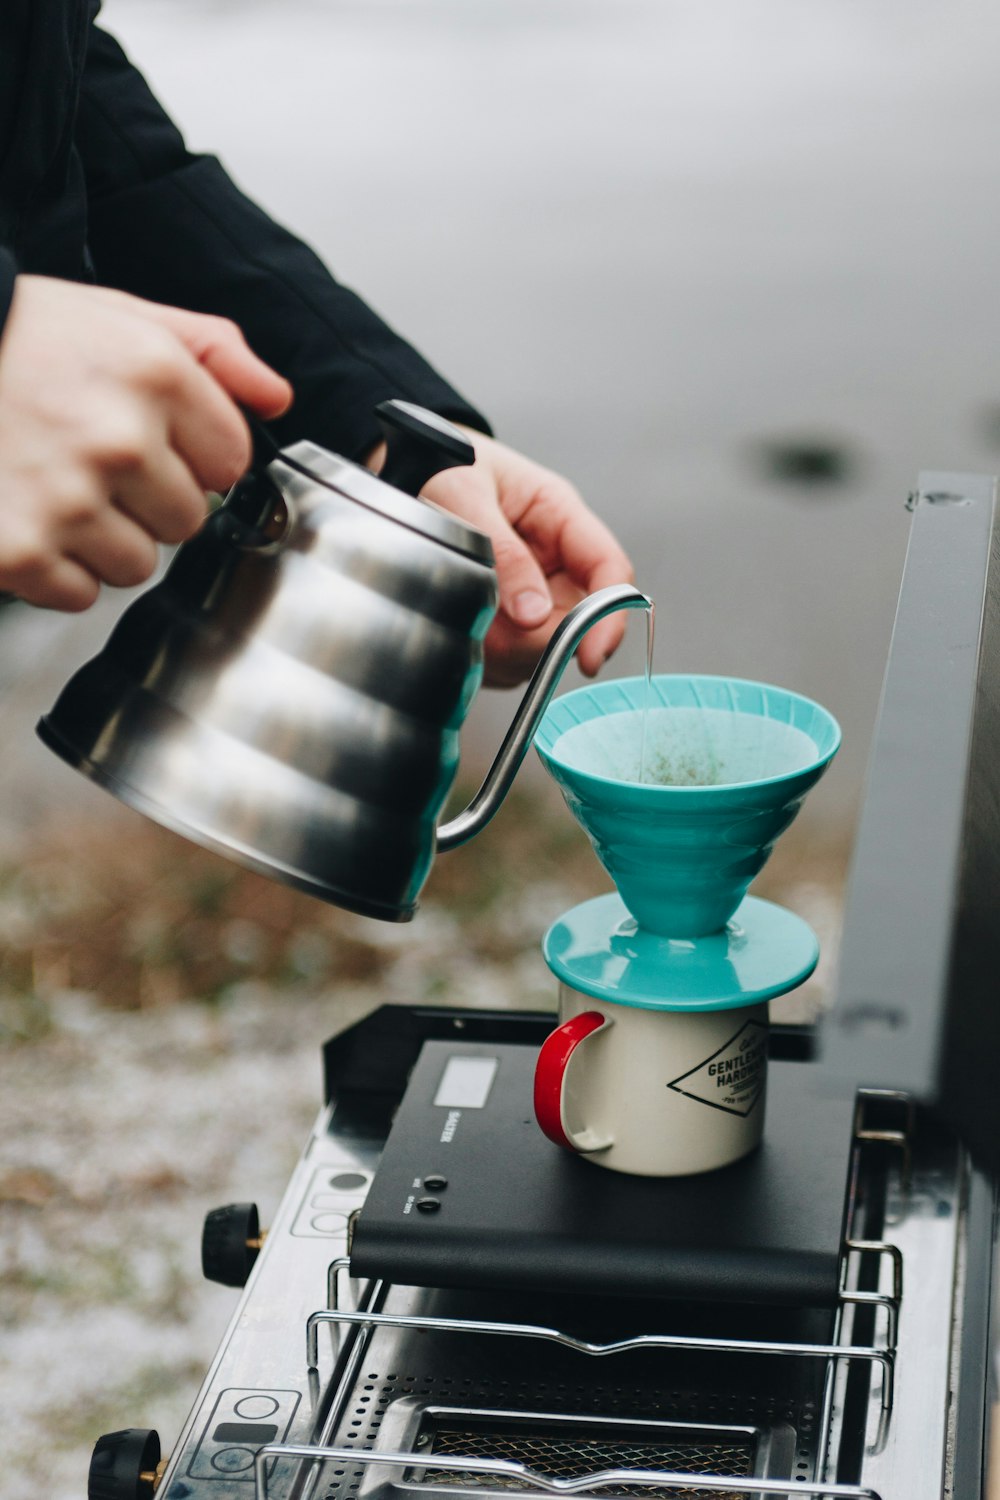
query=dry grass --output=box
[0,786,599,1026]
[0,786,851,1027]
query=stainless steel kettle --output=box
[37,401,648,921]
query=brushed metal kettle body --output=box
[38,403,647,921]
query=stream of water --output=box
[637,601,656,785]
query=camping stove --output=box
[89,472,1000,1500]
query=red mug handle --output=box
[534,1010,614,1153]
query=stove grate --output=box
[318,1373,792,1500]
[420,1425,753,1497]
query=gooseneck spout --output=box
[436,583,651,852]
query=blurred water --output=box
[17,0,1000,822]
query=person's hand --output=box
[421,429,635,687]
[0,275,292,610]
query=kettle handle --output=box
[246,414,282,469]
[436,583,651,852]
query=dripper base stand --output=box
[542,892,819,1011]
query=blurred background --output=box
[2,1,999,1494]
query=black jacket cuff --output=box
[0,249,19,343]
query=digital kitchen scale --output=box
[349,1035,857,1307]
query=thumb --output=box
[491,522,553,627]
[422,461,553,629]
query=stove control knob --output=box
[202,1202,266,1287]
[89,1428,163,1499]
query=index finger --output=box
[141,304,293,421]
[519,494,636,675]
[158,342,255,494]
[575,557,641,676]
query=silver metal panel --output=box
[851,1133,967,1499]
[823,471,1000,1171]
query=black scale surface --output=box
[349,1040,856,1307]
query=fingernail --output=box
[511,589,551,626]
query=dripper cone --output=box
[535,676,840,937]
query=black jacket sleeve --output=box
[75,22,490,460]
[0,249,17,339]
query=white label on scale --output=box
[433,1055,499,1109]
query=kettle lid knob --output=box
[375,399,476,497]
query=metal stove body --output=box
[94,473,1000,1500]
[139,1008,988,1500]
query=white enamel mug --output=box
[534,982,769,1177]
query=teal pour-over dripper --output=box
[535,675,841,940]
[532,675,840,1172]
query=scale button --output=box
[210,1447,255,1474]
[328,1172,368,1191]
[310,1212,348,1234]
[234,1395,280,1421]
[416,1196,441,1213]
[423,1175,448,1191]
